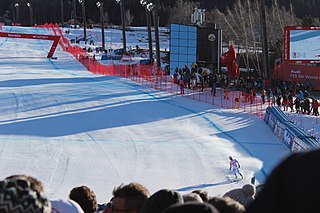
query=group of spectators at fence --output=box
[172,64,319,116]
[270,87,319,116]
[1,148,319,213]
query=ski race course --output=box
[0,26,291,203]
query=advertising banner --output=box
[278,63,320,90]
[292,137,310,152]
[283,128,295,149]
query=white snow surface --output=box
[0,26,294,203]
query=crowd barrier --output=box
[36,23,274,120]
[264,106,319,151]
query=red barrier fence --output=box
[37,23,268,119]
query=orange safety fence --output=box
[36,23,269,119]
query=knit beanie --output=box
[223,184,256,208]
[0,175,51,213]
[51,199,84,213]
[163,202,220,213]
[139,189,184,213]
[183,193,203,203]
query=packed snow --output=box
[0,25,312,204]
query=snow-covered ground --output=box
[62,25,170,68]
[63,25,170,52]
[0,26,316,204]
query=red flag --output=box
[221,45,239,78]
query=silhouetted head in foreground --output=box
[246,149,320,213]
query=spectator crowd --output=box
[1,148,319,213]
[173,64,319,117]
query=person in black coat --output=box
[246,149,320,213]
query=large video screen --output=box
[170,24,197,75]
[284,26,320,64]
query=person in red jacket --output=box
[312,98,319,116]
[282,95,288,111]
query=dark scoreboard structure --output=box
[169,24,222,75]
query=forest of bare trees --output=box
[167,0,320,76]
[205,0,300,76]
[1,0,319,27]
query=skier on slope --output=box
[229,156,243,180]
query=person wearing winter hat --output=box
[163,202,220,213]
[51,199,84,213]
[183,192,203,203]
[0,174,51,213]
[223,184,255,208]
[139,189,183,213]
[191,190,209,202]
[207,196,245,213]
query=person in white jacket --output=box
[229,156,243,180]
